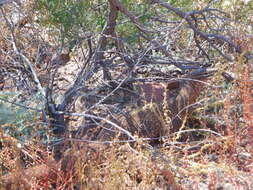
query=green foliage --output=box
[0,92,46,143]
[169,0,195,9]
[36,0,253,52]
[37,0,107,48]
[225,0,253,22]
[36,0,216,49]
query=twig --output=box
[0,7,46,97]
[0,96,42,112]
[58,111,136,141]
[173,128,222,137]
[151,0,241,60]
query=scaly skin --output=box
[95,74,209,141]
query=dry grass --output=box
[1,71,253,189]
[1,1,253,190]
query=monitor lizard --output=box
[80,73,210,141]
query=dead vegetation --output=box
[0,0,253,189]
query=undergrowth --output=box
[0,1,253,190]
[1,62,252,189]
